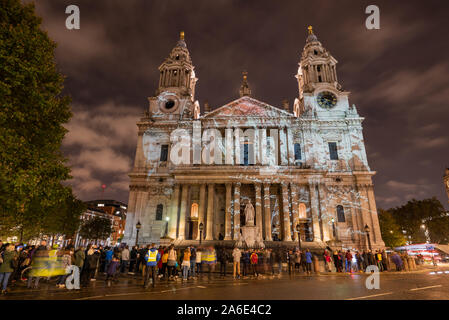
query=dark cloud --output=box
[32,0,449,208]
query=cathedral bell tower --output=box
[149,31,199,120]
[294,26,352,119]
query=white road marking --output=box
[409,285,442,291]
[346,292,393,300]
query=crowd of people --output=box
[0,238,426,295]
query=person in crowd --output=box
[232,246,241,279]
[81,245,100,287]
[294,249,301,273]
[362,250,368,270]
[241,249,250,277]
[160,247,168,279]
[202,246,217,281]
[375,250,384,272]
[250,250,258,277]
[0,243,18,294]
[287,249,295,275]
[136,245,147,275]
[195,248,202,276]
[355,251,363,272]
[181,247,191,281]
[367,250,375,266]
[104,247,113,274]
[167,245,177,281]
[218,247,228,278]
[345,250,353,273]
[189,246,196,279]
[323,250,332,272]
[381,250,388,271]
[56,248,72,288]
[143,243,160,288]
[106,254,120,287]
[305,249,313,275]
[391,252,403,271]
[120,245,130,274]
[129,246,138,274]
[27,240,48,289]
[333,250,340,272]
[257,249,264,277]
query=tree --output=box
[79,217,113,243]
[0,0,72,238]
[388,197,448,244]
[378,209,406,248]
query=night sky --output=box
[32,0,449,209]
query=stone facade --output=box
[122,28,385,250]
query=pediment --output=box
[203,96,293,118]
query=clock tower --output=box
[293,26,353,119]
[149,31,199,121]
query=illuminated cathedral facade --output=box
[122,28,385,250]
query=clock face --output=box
[158,92,179,113]
[317,91,337,109]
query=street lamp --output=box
[135,221,142,246]
[331,218,336,238]
[165,216,170,237]
[364,224,372,251]
[199,222,204,245]
[296,224,302,250]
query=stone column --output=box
[224,183,232,240]
[178,184,189,240]
[263,183,272,241]
[233,182,241,239]
[279,128,288,166]
[168,184,180,239]
[196,184,206,240]
[287,129,295,165]
[291,184,299,240]
[205,183,215,240]
[255,183,263,238]
[281,183,292,241]
[366,185,383,245]
[309,183,322,242]
[317,184,330,242]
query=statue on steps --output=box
[244,200,255,226]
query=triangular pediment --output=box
[203,96,293,118]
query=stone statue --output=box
[244,201,255,226]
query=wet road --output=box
[2,268,449,300]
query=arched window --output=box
[336,205,345,222]
[191,203,198,218]
[298,203,307,219]
[155,204,163,221]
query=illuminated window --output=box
[97,203,104,207]
[191,203,198,218]
[298,203,307,219]
[337,205,345,222]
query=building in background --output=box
[75,200,127,247]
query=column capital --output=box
[225,183,232,188]
[254,183,261,190]
[263,182,271,189]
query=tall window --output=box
[328,142,338,160]
[190,203,198,218]
[160,145,168,161]
[298,203,307,219]
[336,205,345,222]
[294,143,301,162]
[156,204,163,221]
